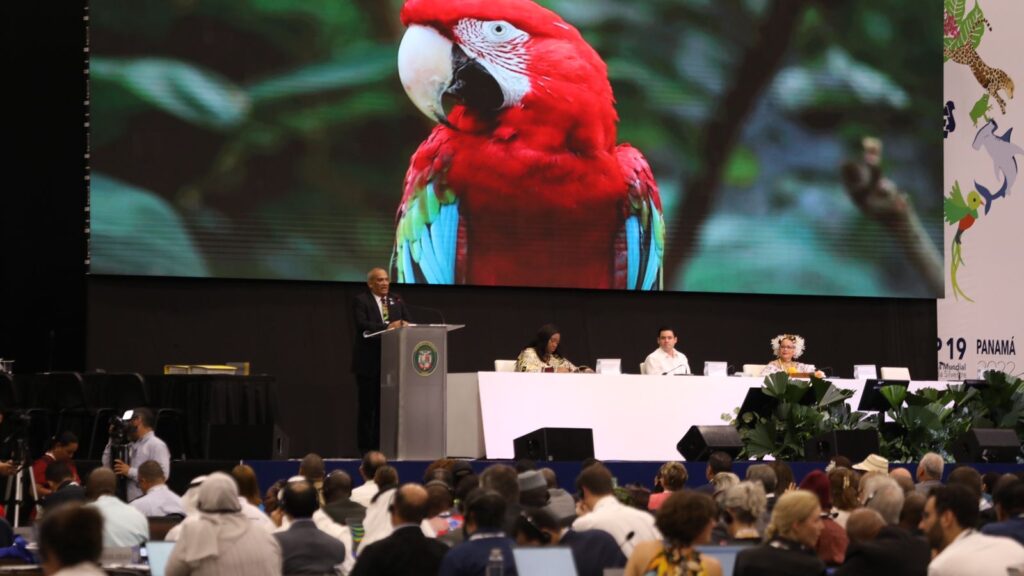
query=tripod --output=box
[109,439,130,502]
[3,438,39,528]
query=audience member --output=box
[538,467,576,526]
[352,484,449,576]
[165,475,206,542]
[38,504,105,576]
[231,464,263,510]
[572,463,660,557]
[626,491,722,576]
[513,459,537,473]
[130,460,185,517]
[41,460,87,513]
[517,470,550,508]
[33,431,81,499]
[480,464,522,535]
[863,477,904,526]
[425,479,463,538]
[982,471,1001,505]
[920,484,1024,576]
[915,452,944,496]
[439,490,517,576]
[836,508,930,576]
[264,479,286,515]
[275,475,354,573]
[86,467,148,547]
[734,490,826,576]
[165,472,282,575]
[101,407,171,502]
[828,467,859,528]
[361,466,435,548]
[947,465,992,520]
[852,454,889,475]
[642,326,691,376]
[514,506,626,576]
[981,476,1024,545]
[890,467,915,495]
[746,464,778,518]
[351,451,386,507]
[648,462,687,511]
[298,453,326,505]
[696,451,733,495]
[717,482,766,545]
[322,469,367,528]
[899,493,927,536]
[768,461,795,498]
[799,469,847,566]
[273,478,346,576]
[711,472,740,507]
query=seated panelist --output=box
[516,324,593,373]
[760,334,825,379]
[642,326,691,376]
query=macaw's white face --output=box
[398,20,532,125]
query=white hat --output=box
[852,454,889,474]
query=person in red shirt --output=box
[32,431,80,498]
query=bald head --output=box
[392,483,429,525]
[846,508,886,545]
[323,471,353,504]
[889,468,914,494]
[87,468,117,499]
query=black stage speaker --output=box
[206,424,290,460]
[677,425,743,461]
[952,428,1021,463]
[804,430,879,463]
[513,428,594,461]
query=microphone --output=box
[662,363,689,376]
[396,300,447,325]
[819,367,833,378]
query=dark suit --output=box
[352,290,410,452]
[735,538,826,576]
[560,529,627,576]
[835,526,930,576]
[350,524,449,576]
[273,518,346,575]
[42,481,87,512]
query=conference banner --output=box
[939,0,1023,380]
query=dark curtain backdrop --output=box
[87,275,936,457]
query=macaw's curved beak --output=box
[398,24,505,127]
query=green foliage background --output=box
[90,0,941,296]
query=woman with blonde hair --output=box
[734,490,826,576]
[648,462,688,511]
[626,491,722,576]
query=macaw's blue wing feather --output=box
[641,199,664,291]
[394,180,460,285]
[625,216,641,290]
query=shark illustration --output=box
[973,119,1024,213]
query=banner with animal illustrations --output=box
[939,0,1023,380]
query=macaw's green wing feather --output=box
[394,180,460,284]
[615,144,664,291]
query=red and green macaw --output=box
[393,0,663,290]
[943,180,985,301]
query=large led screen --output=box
[90,0,942,296]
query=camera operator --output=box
[100,408,170,502]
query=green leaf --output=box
[723,146,760,188]
[879,385,907,410]
[951,0,966,22]
[246,45,397,104]
[962,2,986,50]
[90,173,209,276]
[91,57,250,130]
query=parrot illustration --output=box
[943,180,985,302]
[392,0,663,290]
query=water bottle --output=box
[485,547,504,576]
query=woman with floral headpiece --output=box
[759,334,825,378]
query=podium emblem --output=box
[413,341,439,376]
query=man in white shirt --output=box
[130,460,185,517]
[571,463,660,557]
[642,326,690,376]
[85,468,148,547]
[921,484,1024,576]
[351,451,386,507]
[101,407,171,501]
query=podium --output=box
[373,324,463,459]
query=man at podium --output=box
[353,268,410,453]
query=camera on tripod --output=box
[108,409,137,448]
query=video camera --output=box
[108,409,136,447]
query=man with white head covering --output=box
[164,472,281,576]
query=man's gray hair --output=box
[919,452,944,481]
[746,464,778,493]
[866,481,904,524]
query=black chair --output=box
[30,372,99,459]
[0,373,52,460]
